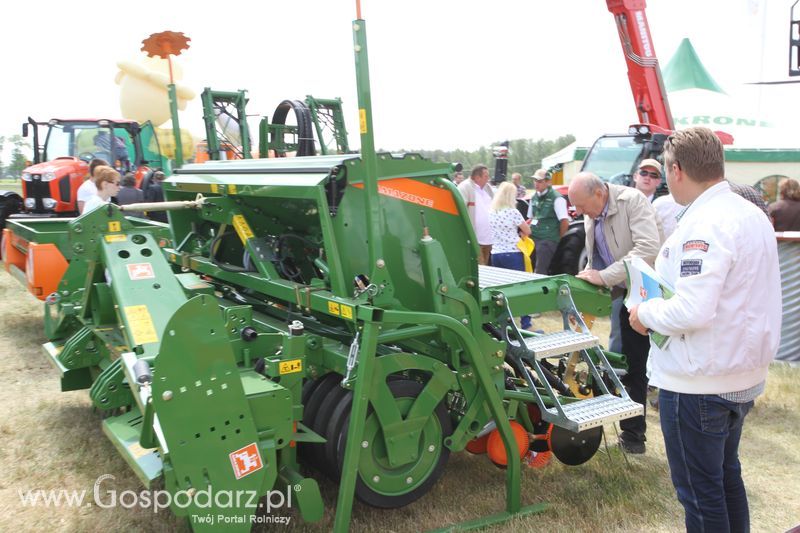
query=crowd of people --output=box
[457,127,790,531]
[76,158,167,221]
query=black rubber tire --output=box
[335,380,452,509]
[550,230,586,276]
[309,382,349,475]
[0,193,23,229]
[139,169,155,192]
[299,373,340,460]
[324,375,407,481]
[270,99,316,156]
[301,378,320,405]
[324,389,354,481]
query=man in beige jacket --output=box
[568,172,662,453]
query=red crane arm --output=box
[606,0,675,130]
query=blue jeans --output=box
[491,252,531,329]
[659,389,753,533]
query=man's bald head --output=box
[568,172,608,219]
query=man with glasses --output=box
[630,127,780,531]
[633,159,662,202]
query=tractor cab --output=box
[580,124,669,194]
[19,118,163,215]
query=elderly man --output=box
[458,164,494,265]
[630,127,781,531]
[568,172,662,453]
[527,169,569,275]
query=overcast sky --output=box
[1,0,797,154]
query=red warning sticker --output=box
[126,263,155,280]
[229,443,263,480]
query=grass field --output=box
[0,179,22,194]
[0,272,797,532]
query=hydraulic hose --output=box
[271,99,316,156]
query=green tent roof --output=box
[663,38,726,94]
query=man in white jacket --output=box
[630,127,781,532]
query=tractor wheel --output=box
[301,378,320,405]
[299,373,341,461]
[309,382,349,475]
[0,192,23,229]
[323,374,413,481]
[550,231,587,275]
[334,379,452,508]
[324,389,353,481]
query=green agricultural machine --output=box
[1,12,643,532]
[200,87,349,161]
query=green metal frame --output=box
[200,88,253,160]
[260,96,349,157]
[0,11,636,533]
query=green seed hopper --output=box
[0,12,643,532]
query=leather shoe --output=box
[618,436,646,454]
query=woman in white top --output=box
[77,158,109,214]
[82,166,121,214]
[489,182,532,328]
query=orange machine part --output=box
[525,450,553,469]
[2,229,26,273]
[486,421,530,467]
[133,165,151,189]
[25,242,68,300]
[194,141,240,164]
[465,434,489,454]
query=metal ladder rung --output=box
[478,264,544,289]
[546,394,644,433]
[523,330,599,359]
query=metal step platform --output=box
[545,394,644,433]
[494,283,642,435]
[478,265,544,289]
[523,330,599,359]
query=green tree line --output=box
[395,134,575,187]
[0,135,32,179]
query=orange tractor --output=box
[0,118,164,223]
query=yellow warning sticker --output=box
[108,221,121,232]
[105,234,127,243]
[211,184,219,193]
[232,214,254,242]
[124,305,159,345]
[328,302,340,316]
[359,109,367,134]
[340,305,353,320]
[279,359,303,375]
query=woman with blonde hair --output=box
[77,158,109,214]
[82,166,121,214]
[768,177,800,231]
[489,181,533,328]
